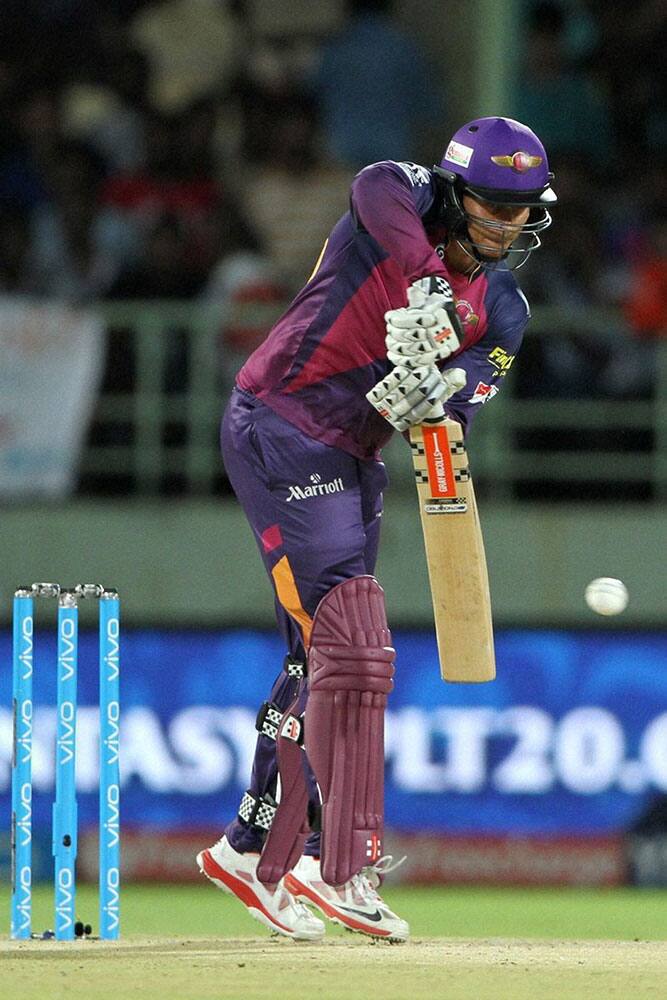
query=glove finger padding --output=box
[386,320,460,367]
[367,364,437,406]
[404,367,467,428]
[386,309,440,331]
[366,365,466,432]
[391,367,445,417]
[441,366,467,396]
[384,276,464,367]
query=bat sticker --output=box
[424,499,468,514]
[422,425,457,498]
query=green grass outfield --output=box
[2,884,667,1000]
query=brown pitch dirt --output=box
[2,935,665,1000]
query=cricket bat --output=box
[409,420,496,682]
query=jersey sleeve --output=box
[440,284,530,436]
[350,160,451,285]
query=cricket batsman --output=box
[197,117,556,941]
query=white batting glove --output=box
[384,276,463,368]
[366,365,467,433]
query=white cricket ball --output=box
[585,577,629,616]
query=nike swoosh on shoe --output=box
[336,905,383,922]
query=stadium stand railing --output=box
[83,302,667,501]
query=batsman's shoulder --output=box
[351,159,438,223]
[391,160,434,188]
[354,158,434,189]
[486,268,531,330]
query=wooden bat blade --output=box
[410,421,495,683]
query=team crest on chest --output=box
[455,299,479,333]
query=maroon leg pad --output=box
[257,696,310,884]
[305,576,395,886]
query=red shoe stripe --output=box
[284,874,391,938]
[201,849,292,934]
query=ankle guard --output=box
[256,693,310,884]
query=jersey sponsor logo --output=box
[285,476,345,502]
[395,161,431,186]
[455,299,480,332]
[487,346,515,375]
[471,380,499,405]
[444,140,474,168]
[491,151,543,173]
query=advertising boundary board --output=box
[1,627,665,888]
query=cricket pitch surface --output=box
[2,935,665,1000]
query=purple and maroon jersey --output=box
[237,159,530,460]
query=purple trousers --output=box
[221,388,387,853]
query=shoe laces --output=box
[281,884,317,923]
[355,854,407,894]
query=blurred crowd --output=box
[0,0,665,496]
[515,0,666,406]
[1,0,664,334]
[0,0,447,336]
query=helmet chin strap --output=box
[453,239,484,279]
[455,231,534,273]
[462,234,501,266]
[451,231,517,278]
[444,209,514,276]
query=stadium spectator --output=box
[0,87,63,214]
[515,193,617,400]
[240,90,353,293]
[129,0,243,112]
[60,48,151,172]
[584,0,667,157]
[310,0,445,168]
[203,233,286,357]
[624,213,667,340]
[515,1,614,159]
[0,210,31,294]
[25,140,132,301]
[107,213,206,299]
[100,106,225,277]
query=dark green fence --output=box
[85,302,666,501]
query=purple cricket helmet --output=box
[434,116,556,269]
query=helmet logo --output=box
[491,151,543,173]
[444,139,474,168]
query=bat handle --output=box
[421,401,446,424]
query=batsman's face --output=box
[462,194,531,258]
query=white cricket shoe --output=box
[284,855,409,943]
[196,836,325,941]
